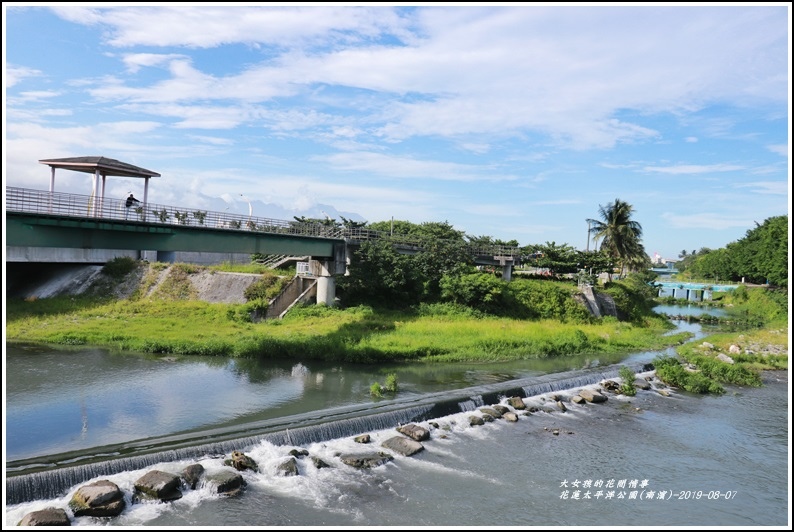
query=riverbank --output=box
[4,260,787,368]
[4,260,685,363]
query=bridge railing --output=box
[6,186,523,259]
[5,186,341,239]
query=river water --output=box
[3,305,790,527]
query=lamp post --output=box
[240,194,253,230]
[240,194,252,218]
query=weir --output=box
[5,361,652,505]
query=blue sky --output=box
[3,3,790,261]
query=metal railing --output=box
[5,186,523,259]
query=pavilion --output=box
[39,156,161,211]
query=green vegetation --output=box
[676,215,787,287]
[586,198,651,278]
[5,286,687,362]
[651,284,787,394]
[101,256,138,279]
[618,366,637,396]
[370,373,399,398]
[369,382,384,398]
[5,207,787,392]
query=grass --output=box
[5,296,690,363]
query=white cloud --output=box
[661,212,756,230]
[643,164,745,175]
[767,144,788,157]
[685,136,698,143]
[5,65,43,88]
[734,181,788,195]
[45,5,786,150]
[322,151,516,182]
[120,53,187,73]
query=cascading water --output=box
[5,361,652,505]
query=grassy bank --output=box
[6,260,786,369]
[4,297,687,363]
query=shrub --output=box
[102,257,138,279]
[618,365,637,396]
[244,271,286,301]
[384,373,399,393]
[370,382,383,398]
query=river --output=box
[3,304,790,527]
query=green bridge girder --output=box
[5,212,341,258]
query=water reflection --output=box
[7,304,731,468]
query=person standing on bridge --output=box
[125,193,141,219]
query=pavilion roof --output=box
[39,156,161,178]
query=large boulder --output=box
[397,423,430,442]
[578,389,608,403]
[205,470,245,496]
[225,450,258,472]
[468,415,485,426]
[17,507,71,526]
[276,457,300,476]
[68,479,126,518]
[382,436,425,456]
[338,451,394,469]
[479,407,503,419]
[134,470,183,502]
[181,464,205,490]
[508,396,526,409]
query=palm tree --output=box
[586,198,645,279]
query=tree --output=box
[586,198,645,279]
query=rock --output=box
[382,435,425,456]
[205,470,245,496]
[479,407,503,419]
[578,389,607,403]
[508,396,526,410]
[729,344,741,354]
[492,405,510,415]
[717,353,735,364]
[311,456,332,469]
[68,479,126,518]
[276,457,299,476]
[225,450,258,472]
[18,507,71,526]
[181,464,205,490]
[354,434,371,444]
[288,448,309,457]
[571,395,586,404]
[468,415,485,426]
[134,470,183,502]
[633,378,651,390]
[556,401,567,413]
[338,451,394,469]
[397,423,430,442]
[503,412,519,422]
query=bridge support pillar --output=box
[316,275,336,307]
[310,257,343,307]
[494,256,514,282]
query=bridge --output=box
[5,186,524,306]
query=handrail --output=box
[5,186,524,260]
